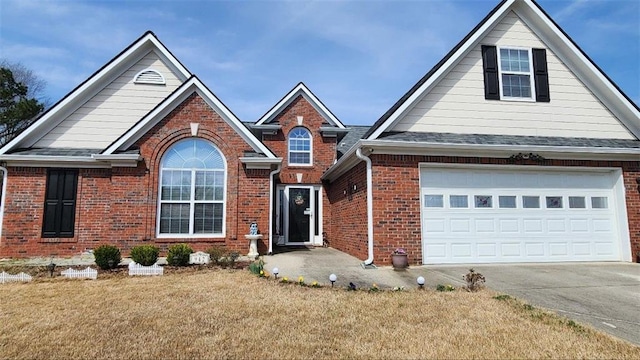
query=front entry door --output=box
[286,186,312,243]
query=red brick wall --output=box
[262,95,337,242]
[366,155,640,265]
[0,93,272,257]
[326,162,368,259]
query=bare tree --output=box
[0,59,51,108]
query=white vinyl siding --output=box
[392,11,634,139]
[34,51,184,148]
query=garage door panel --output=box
[547,219,566,232]
[570,219,589,232]
[523,219,543,233]
[572,242,591,255]
[475,218,495,232]
[451,243,472,257]
[450,218,470,232]
[525,243,545,257]
[549,242,568,256]
[477,243,497,257]
[421,167,623,264]
[424,219,446,233]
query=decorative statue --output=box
[249,222,258,235]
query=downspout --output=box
[268,163,282,255]
[0,166,7,240]
[355,148,374,267]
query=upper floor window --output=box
[158,139,226,237]
[499,48,532,99]
[288,127,312,166]
[481,45,549,102]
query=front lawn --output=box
[0,269,638,359]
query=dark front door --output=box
[287,187,311,243]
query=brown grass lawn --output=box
[1,268,638,359]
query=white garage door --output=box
[421,167,626,264]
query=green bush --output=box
[248,259,264,275]
[130,245,160,266]
[93,245,121,270]
[206,246,227,265]
[167,243,194,266]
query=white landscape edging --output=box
[128,262,163,276]
[0,271,33,283]
[61,267,98,280]
[189,251,210,265]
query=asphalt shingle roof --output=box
[377,132,640,148]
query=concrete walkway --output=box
[263,247,465,289]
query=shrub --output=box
[167,243,194,266]
[436,284,455,292]
[463,268,485,292]
[248,259,264,275]
[93,245,121,270]
[206,246,227,265]
[130,245,160,266]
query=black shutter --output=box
[42,170,61,237]
[42,169,78,238]
[532,48,550,102]
[481,45,500,100]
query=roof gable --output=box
[255,82,345,129]
[363,0,640,140]
[0,31,192,155]
[103,76,277,158]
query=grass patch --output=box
[1,270,638,359]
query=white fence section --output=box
[0,271,33,283]
[128,262,163,276]
[189,251,210,265]
[61,267,98,280]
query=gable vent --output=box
[133,69,165,85]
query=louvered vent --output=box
[133,69,165,85]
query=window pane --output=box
[546,196,563,209]
[474,195,492,208]
[289,152,310,164]
[499,196,516,208]
[591,197,608,209]
[425,195,444,208]
[502,74,531,98]
[193,203,224,234]
[569,196,586,209]
[449,195,468,208]
[161,170,191,200]
[159,203,190,234]
[523,196,540,208]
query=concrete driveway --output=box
[426,262,640,346]
[264,248,640,346]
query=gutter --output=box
[0,166,7,239]
[355,148,374,267]
[267,163,282,255]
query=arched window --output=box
[288,127,312,165]
[158,139,226,236]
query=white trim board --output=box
[255,82,345,129]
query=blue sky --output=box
[1,0,638,126]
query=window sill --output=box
[40,237,77,243]
[499,97,536,102]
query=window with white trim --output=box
[158,139,225,236]
[499,48,533,99]
[481,45,549,102]
[288,127,312,165]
